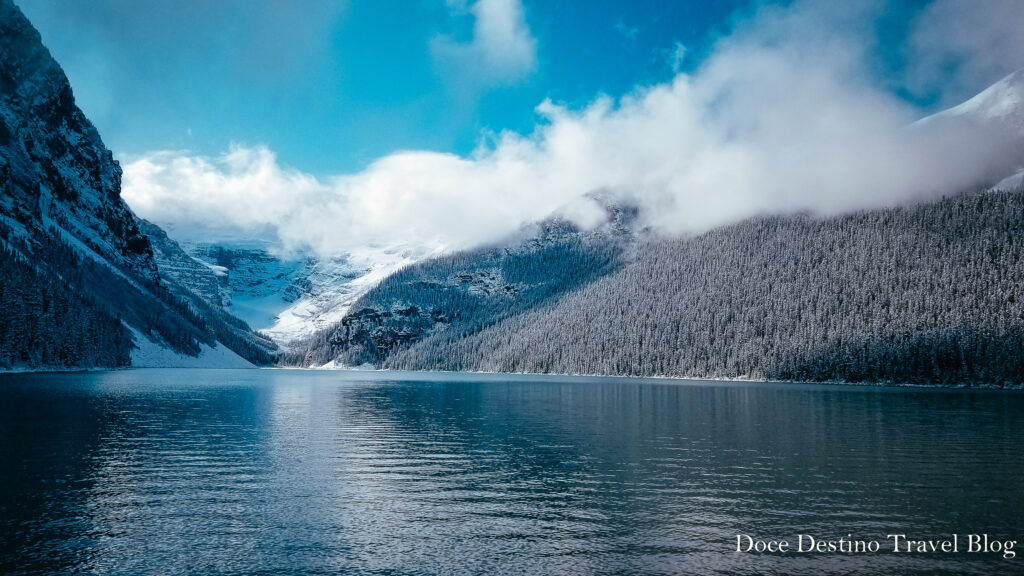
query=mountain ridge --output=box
[285,71,1024,386]
[284,188,1024,387]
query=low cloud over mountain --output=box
[123,0,1024,258]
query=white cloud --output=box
[123,0,1023,259]
[431,0,537,85]
[666,42,687,73]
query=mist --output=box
[121,0,1024,258]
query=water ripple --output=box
[1,370,1022,575]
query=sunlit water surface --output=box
[1,369,1022,575]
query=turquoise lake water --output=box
[1,369,1022,575]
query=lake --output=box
[1,369,1022,575]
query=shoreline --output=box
[2,365,1021,391]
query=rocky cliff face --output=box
[138,220,232,308]
[0,0,156,281]
[0,0,274,368]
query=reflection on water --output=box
[1,370,1022,575]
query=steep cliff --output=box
[0,0,274,368]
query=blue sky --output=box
[16,0,862,174]
[20,0,1024,256]
[20,0,1015,175]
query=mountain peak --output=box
[932,68,1024,130]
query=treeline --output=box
[310,189,1024,387]
[0,218,210,362]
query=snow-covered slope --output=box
[183,241,311,329]
[915,69,1024,189]
[995,169,1024,191]
[925,69,1024,135]
[950,71,1024,191]
[260,245,438,345]
[138,221,279,364]
[129,328,254,369]
[138,220,232,306]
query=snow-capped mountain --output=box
[257,245,437,345]
[279,71,1024,378]
[137,220,233,308]
[925,69,1024,135]
[182,241,310,327]
[0,0,274,369]
[133,65,1024,367]
[957,69,1024,191]
[149,239,440,348]
[916,69,1024,190]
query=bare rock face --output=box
[0,0,157,282]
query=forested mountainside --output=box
[297,190,1024,387]
[0,0,273,369]
[0,238,131,367]
[284,205,638,367]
